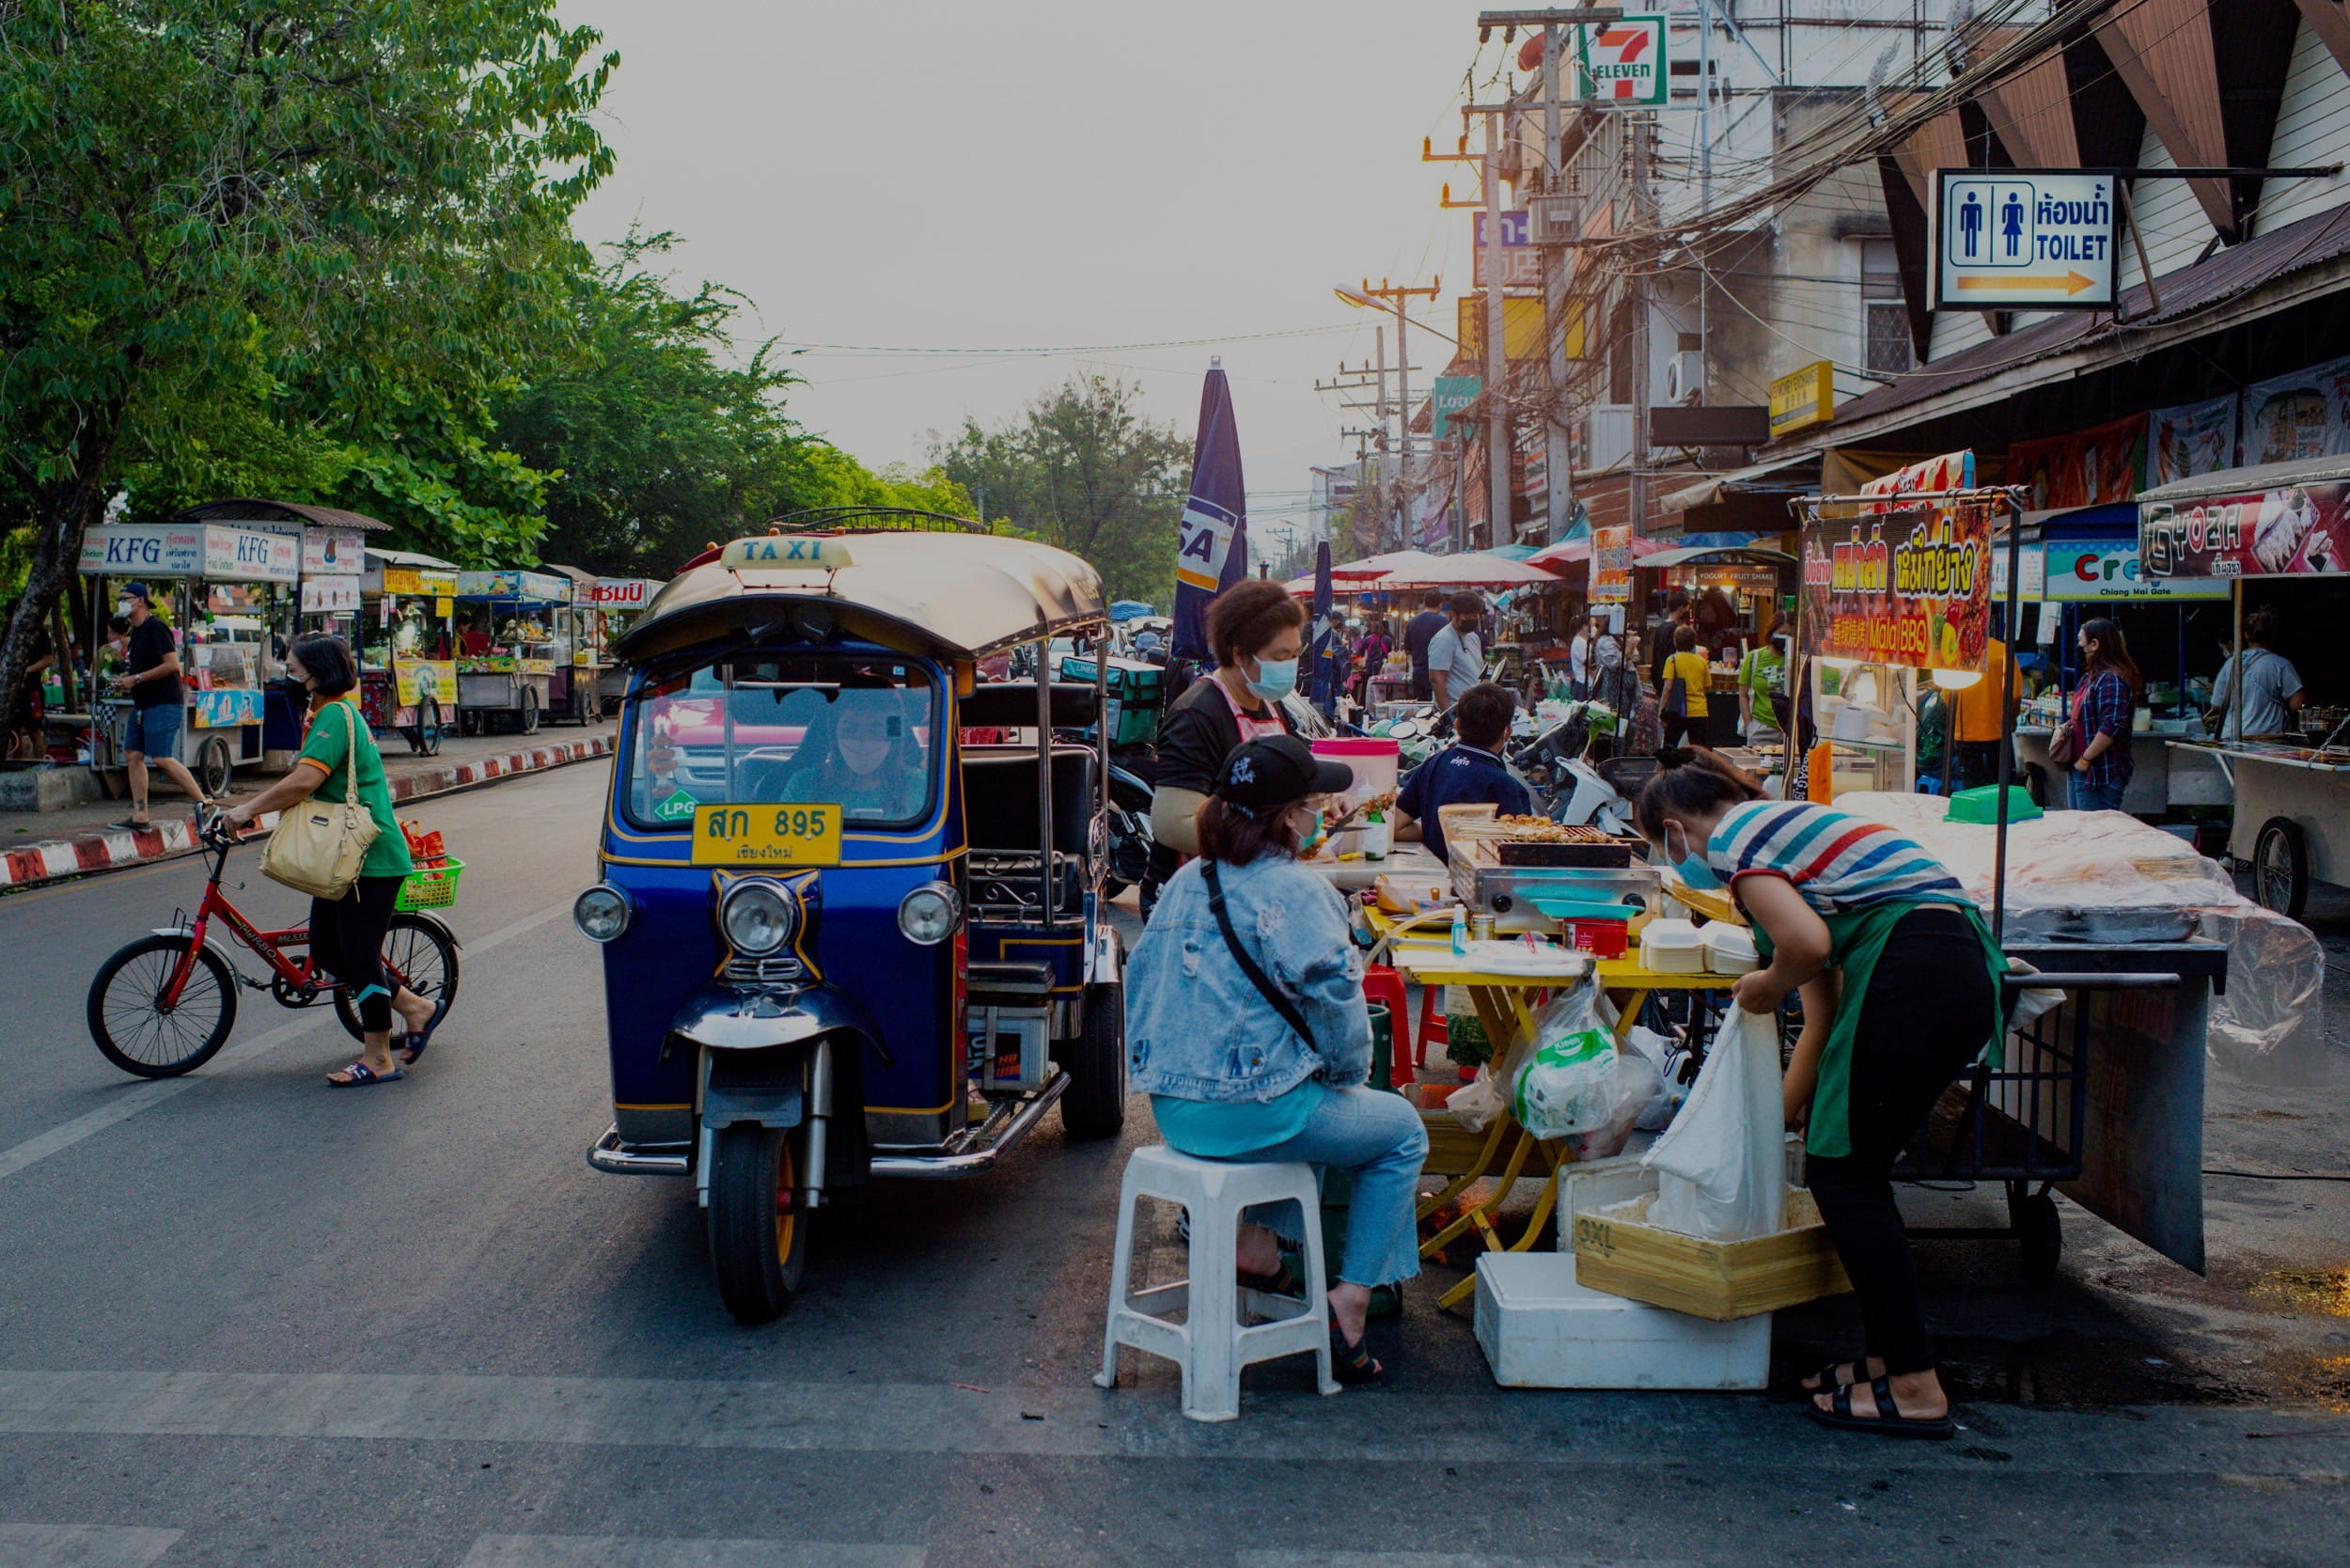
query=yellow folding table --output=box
[1377,920,1731,1309]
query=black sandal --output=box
[1808,1374,1954,1440]
[1238,1255,1307,1299]
[1800,1358,1868,1394]
[1329,1322,1385,1387]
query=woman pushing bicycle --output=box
[222,634,448,1086]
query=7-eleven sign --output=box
[1574,14,1668,107]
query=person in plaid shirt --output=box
[2067,617,2139,811]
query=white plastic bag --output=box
[1509,987,1622,1139]
[1447,1066,1505,1134]
[1619,1025,1690,1132]
[1641,1004,1786,1241]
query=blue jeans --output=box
[1221,1084,1428,1288]
[2068,774,2128,811]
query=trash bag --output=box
[1619,1025,1690,1131]
[1641,1004,1787,1241]
[1509,987,1623,1139]
[1558,1048,1664,1162]
[1447,1065,1505,1135]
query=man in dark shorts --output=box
[110,582,207,828]
[1402,590,1448,701]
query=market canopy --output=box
[2135,451,2350,506]
[1331,548,1444,580]
[1376,553,1566,590]
[1638,544,1796,570]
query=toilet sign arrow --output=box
[1932,170,2118,311]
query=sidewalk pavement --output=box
[0,721,616,891]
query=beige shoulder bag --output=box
[260,698,382,900]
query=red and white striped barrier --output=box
[0,734,612,892]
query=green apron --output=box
[1747,898,2004,1158]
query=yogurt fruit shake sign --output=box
[1802,499,1993,672]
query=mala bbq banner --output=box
[1588,525,1634,602]
[2139,481,2350,579]
[1801,500,1994,670]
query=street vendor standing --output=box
[1634,749,2002,1441]
[1149,579,1304,861]
[2207,608,2305,742]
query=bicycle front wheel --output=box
[86,934,239,1078]
[332,912,462,1045]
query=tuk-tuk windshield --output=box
[625,656,937,830]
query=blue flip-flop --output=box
[399,996,452,1066]
[328,1061,405,1088]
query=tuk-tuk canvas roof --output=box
[617,531,1105,662]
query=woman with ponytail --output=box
[1634,748,2004,1440]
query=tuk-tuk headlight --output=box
[720,878,798,957]
[572,883,633,943]
[897,881,961,946]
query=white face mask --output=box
[117,599,134,617]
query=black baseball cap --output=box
[1214,735,1353,809]
[119,581,151,603]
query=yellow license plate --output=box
[689,803,843,867]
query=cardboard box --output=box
[1474,1253,1771,1389]
[1572,1186,1851,1321]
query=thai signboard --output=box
[2046,540,2230,601]
[1801,498,1994,671]
[1589,525,1634,603]
[2140,481,2350,580]
[79,523,299,583]
[1473,211,1543,290]
[302,526,363,575]
[1767,361,1834,438]
[590,577,657,608]
[300,577,361,613]
[1931,170,2117,311]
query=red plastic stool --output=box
[1415,983,1448,1071]
[1361,964,1414,1089]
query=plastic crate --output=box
[396,855,466,911]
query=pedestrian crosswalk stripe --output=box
[0,1525,181,1568]
[462,1537,923,1568]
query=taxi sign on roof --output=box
[1932,169,2118,311]
[720,535,857,572]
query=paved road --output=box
[3,763,2346,1566]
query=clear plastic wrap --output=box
[1838,792,2327,1079]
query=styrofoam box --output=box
[1701,922,1760,975]
[1474,1253,1772,1389]
[1551,1146,1660,1251]
[1637,917,1705,973]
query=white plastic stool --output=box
[1093,1145,1340,1421]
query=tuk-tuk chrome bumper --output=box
[868,1071,1068,1179]
[588,1126,690,1176]
[586,1071,1069,1182]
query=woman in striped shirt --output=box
[1635,750,2004,1441]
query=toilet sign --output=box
[1932,170,2117,311]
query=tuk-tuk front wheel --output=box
[1058,981,1128,1141]
[708,1122,807,1324]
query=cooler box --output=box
[1474,1253,1771,1389]
[1058,656,1162,746]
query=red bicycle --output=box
[85,812,461,1078]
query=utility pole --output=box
[1482,107,1510,552]
[1541,18,1571,547]
[1340,278,1440,551]
[1628,109,1653,541]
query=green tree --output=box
[493,231,973,577]
[0,0,615,715]
[930,375,1189,605]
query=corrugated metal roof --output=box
[1825,202,2350,431]
[171,497,393,532]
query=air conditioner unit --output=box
[1528,193,1581,246]
[1665,352,1704,403]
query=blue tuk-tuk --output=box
[572,511,1127,1323]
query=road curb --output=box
[0,734,612,892]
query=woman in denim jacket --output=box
[1124,735,1429,1383]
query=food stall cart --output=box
[451,569,569,735]
[357,547,459,756]
[543,565,611,724]
[587,577,663,707]
[77,512,300,797]
[2138,452,2350,914]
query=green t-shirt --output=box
[1151,1080,1326,1157]
[295,698,414,881]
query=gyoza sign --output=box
[1933,170,2117,310]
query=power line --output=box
[768,324,1360,356]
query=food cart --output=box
[542,565,619,724]
[77,512,300,797]
[357,547,460,756]
[451,569,570,735]
[2138,452,2350,915]
[587,577,662,705]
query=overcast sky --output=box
[559,1,1508,556]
